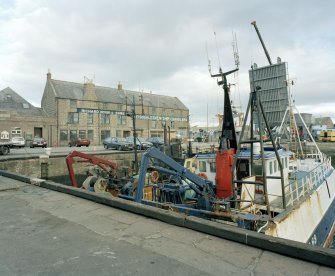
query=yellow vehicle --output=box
[319,129,335,142]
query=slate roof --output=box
[314,117,333,125]
[50,79,188,110]
[0,87,46,116]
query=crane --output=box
[251,20,272,65]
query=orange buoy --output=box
[150,170,159,183]
[197,172,208,180]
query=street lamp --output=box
[125,95,139,174]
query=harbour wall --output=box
[0,152,139,182]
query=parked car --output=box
[11,136,25,148]
[30,137,47,148]
[103,137,133,151]
[126,136,153,150]
[146,137,164,148]
[68,137,90,147]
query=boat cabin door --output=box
[236,159,250,180]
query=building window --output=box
[151,120,157,128]
[117,104,123,111]
[269,161,273,174]
[70,130,77,140]
[11,127,22,136]
[116,130,121,137]
[100,114,110,124]
[68,112,79,124]
[70,100,77,108]
[101,130,110,141]
[79,130,86,139]
[152,107,156,114]
[171,121,175,128]
[60,130,68,141]
[274,160,277,173]
[87,130,94,140]
[87,113,93,124]
[117,115,127,125]
[103,103,108,109]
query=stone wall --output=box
[0,151,141,181]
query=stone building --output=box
[0,87,54,145]
[314,117,334,129]
[41,71,189,146]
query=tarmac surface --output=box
[0,176,334,276]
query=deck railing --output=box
[285,155,333,207]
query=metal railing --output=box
[286,155,333,207]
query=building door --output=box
[34,127,43,138]
[123,130,131,137]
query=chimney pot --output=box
[47,69,51,80]
[117,82,123,91]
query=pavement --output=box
[0,176,334,276]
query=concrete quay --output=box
[0,175,334,276]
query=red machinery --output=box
[66,150,118,187]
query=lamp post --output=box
[125,95,139,174]
[187,114,192,157]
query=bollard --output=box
[40,155,50,180]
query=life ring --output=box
[197,172,208,180]
[150,170,159,183]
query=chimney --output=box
[117,82,123,91]
[83,78,97,101]
[47,69,51,80]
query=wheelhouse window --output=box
[209,161,216,173]
[199,161,207,172]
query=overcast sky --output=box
[1,0,334,126]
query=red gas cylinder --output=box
[215,148,235,199]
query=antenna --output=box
[206,41,212,75]
[214,31,221,69]
[232,31,240,68]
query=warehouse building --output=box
[41,71,189,146]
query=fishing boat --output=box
[182,57,335,247]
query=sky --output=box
[0,0,334,126]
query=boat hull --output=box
[265,169,335,247]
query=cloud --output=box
[0,0,334,124]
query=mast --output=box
[251,20,272,65]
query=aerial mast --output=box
[208,39,238,198]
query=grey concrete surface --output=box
[0,176,334,276]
